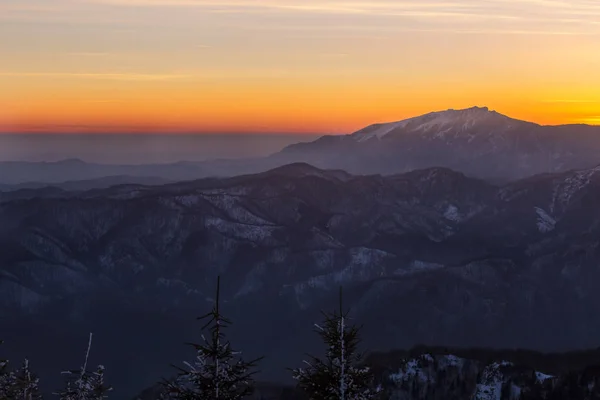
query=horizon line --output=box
[0,130,334,135]
[3,106,600,134]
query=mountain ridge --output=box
[277,106,600,181]
[3,163,600,395]
[3,107,600,185]
[348,106,600,138]
[350,106,534,142]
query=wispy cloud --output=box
[4,0,599,34]
[243,24,600,36]
[75,0,600,32]
[319,52,350,57]
[0,3,64,12]
[541,99,600,104]
[66,52,112,57]
[83,0,600,15]
[0,69,306,80]
[0,72,192,81]
[83,99,127,103]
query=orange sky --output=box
[1,0,600,134]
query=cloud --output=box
[244,24,600,36]
[0,68,305,80]
[66,52,112,57]
[4,0,600,34]
[73,0,600,32]
[0,2,64,12]
[82,0,600,14]
[0,72,192,81]
[320,53,350,57]
[541,99,600,103]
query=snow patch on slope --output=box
[413,108,490,132]
[355,121,407,142]
[204,217,275,243]
[440,354,465,369]
[389,355,433,384]
[389,354,466,389]
[444,204,462,222]
[353,106,496,142]
[394,260,444,276]
[289,247,392,308]
[535,371,554,383]
[551,165,600,212]
[534,207,556,233]
[473,362,512,400]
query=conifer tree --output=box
[0,340,6,374]
[0,340,8,392]
[54,333,112,399]
[291,287,381,400]
[0,341,42,400]
[12,359,43,400]
[0,339,14,400]
[164,276,262,399]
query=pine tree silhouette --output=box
[0,341,42,400]
[164,276,262,399]
[291,287,381,399]
[0,340,8,397]
[12,359,42,400]
[54,333,112,399]
[0,339,15,400]
[0,340,6,373]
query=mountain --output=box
[0,158,210,185]
[0,157,291,186]
[0,175,174,192]
[3,163,600,396]
[363,349,600,400]
[4,108,600,185]
[277,106,600,181]
[135,346,600,399]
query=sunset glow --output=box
[2,0,600,133]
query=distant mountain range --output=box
[3,162,600,396]
[0,175,173,192]
[278,106,600,181]
[2,107,600,185]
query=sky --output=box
[1,0,600,134]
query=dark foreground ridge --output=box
[2,163,600,396]
[135,346,600,399]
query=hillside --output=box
[3,163,600,395]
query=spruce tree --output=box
[0,341,42,400]
[0,340,15,400]
[54,333,112,399]
[291,287,381,400]
[0,340,9,397]
[164,276,262,399]
[0,369,16,400]
[0,340,6,374]
[12,359,43,400]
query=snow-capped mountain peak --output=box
[277,107,600,181]
[352,106,518,142]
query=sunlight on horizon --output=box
[1,0,599,133]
